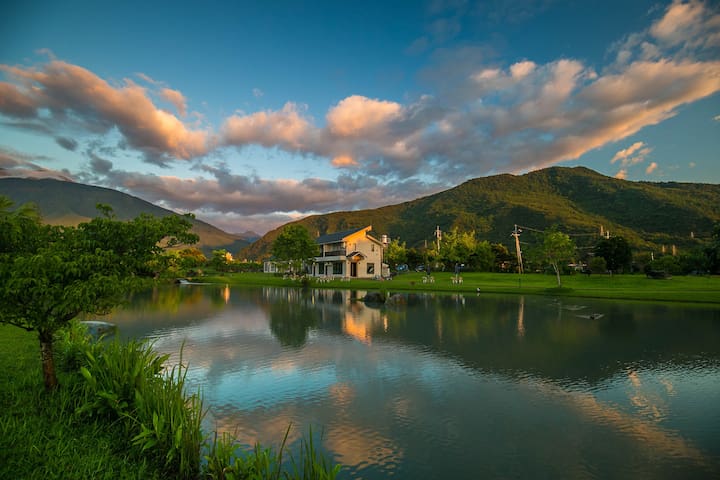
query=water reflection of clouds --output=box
[112,287,720,478]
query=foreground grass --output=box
[198,271,720,304]
[0,325,165,479]
[1,324,340,479]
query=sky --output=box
[1,0,719,235]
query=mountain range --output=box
[2,166,719,261]
[241,166,720,259]
[0,177,256,257]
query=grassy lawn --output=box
[198,271,720,304]
[0,325,164,480]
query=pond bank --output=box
[194,271,720,305]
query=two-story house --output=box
[312,225,385,279]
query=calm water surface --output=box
[106,285,720,479]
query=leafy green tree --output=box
[588,256,607,274]
[406,247,424,269]
[271,225,317,274]
[491,243,513,272]
[384,238,408,269]
[648,255,683,275]
[541,228,576,287]
[706,222,720,274]
[211,249,230,272]
[178,247,207,269]
[0,198,198,390]
[0,197,47,254]
[595,236,632,273]
[439,227,477,267]
[472,240,495,272]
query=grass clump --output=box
[1,322,341,479]
[72,337,203,478]
[204,426,340,480]
[0,324,166,479]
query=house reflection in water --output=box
[341,300,388,344]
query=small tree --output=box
[491,243,513,272]
[473,240,495,272]
[595,236,632,274]
[588,256,607,274]
[706,222,720,274]
[271,225,317,274]
[211,249,230,272]
[542,228,576,287]
[384,238,408,269]
[0,198,198,390]
[439,227,476,267]
[179,247,207,269]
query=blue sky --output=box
[1,0,718,234]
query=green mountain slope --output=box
[242,167,720,259]
[0,177,251,257]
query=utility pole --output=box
[511,224,524,274]
[435,225,442,252]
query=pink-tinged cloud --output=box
[94,167,429,218]
[0,61,209,161]
[646,162,658,174]
[160,87,187,117]
[611,142,646,164]
[326,95,403,137]
[0,146,74,181]
[611,141,652,168]
[331,155,358,167]
[510,60,537,78]
[220,102,314,150]
[615,169,628,180]
[0,82,37,117]
[651,0,705,45]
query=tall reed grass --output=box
[53,321,340,479]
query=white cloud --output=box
[325,95,403,137]
[611,141,652,169]
[650,0,705,46]
[220,102,314,150]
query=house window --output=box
[371,244,375,252]
[367,263,375,275]
[333,262,343,275]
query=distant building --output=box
[263,259,280,274]
[312,225,386,279]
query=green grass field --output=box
[0,325,165,479]
[198,271,720,304]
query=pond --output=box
[105,284,720,479]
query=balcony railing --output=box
[322,249,346,257]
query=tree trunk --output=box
[552,262,562,287]
[39,329,58,390]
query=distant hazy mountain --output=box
[0,177,252,257]
[241,166,720,260]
